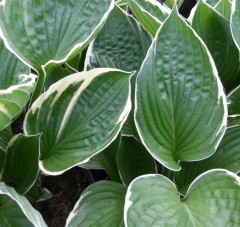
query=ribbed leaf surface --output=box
[192,1,240,93]
[135,8,227,170]
[66,181,126,227]
[85,5,151,138]
[0,0,114,71]
[175,126,240,194]
[125,170,240,226]
[24,69,132,175]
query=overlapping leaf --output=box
[174,126,240,194]
[0,182,47,226]
[24,69,132,175]
[125,170,240,226]
[117,137,156,186]
[0,38,35,131]
[0,0,114,72]
[66,181,126,227]
[231,0,240,50]
[85,5,151,138]
[215,0,232,20]
[127,0,170,36]
[192,0,240,92]
[1,134,40,195]
[227,85,240,115]
[135,8,227,171]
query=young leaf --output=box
[0,182,47,226]
[192,0,240,93]
[231,0,240,51]
[175,126,240,194]
[0,38,35,131]
[0,0,114,72]
[125,170,240,226]
[24,69,132,175]
[66,181,126,227]
[215,0,232,20]
[85,5,151,139]
[135,8,227,171]
[117,137,156,186]
[1,134,40,195]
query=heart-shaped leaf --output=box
[215,0,232,20]
[191,0,240,93]
[117,137,156,186]
[24,69,132,175]
[125,170,240,226]
[1,134,40,195]
[126,0,169,36]
[231,0,240,50]
[0,0,114,72]
[135,7,227,171]
[85,5,151,139]
[66,181,126,227]
[0,38,35,131]
[174,126,240,194]
[0,182,47,226]
[227,85,240,115]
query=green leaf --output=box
[191,1,240,93]
[231,0,240,50]
[24,69,132,175]
[135,8,227,171]
[85,5,151,139]
[227,85,240,115]
[207,0,220,7]
[0,38,35,131]
[66,181,126,227]
[117,137,156,186]
[228,115,240,126]
[1,134,40,195]
[0,147,5,174]
[44,63,76,90]
[215,0,232,20]
[0,0,114,72]
[126,0,169,36]
[175,126,240,194]
[125,170,240,226]
[80,133,122,182]
[0,182,47,226]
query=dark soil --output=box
[33,167,91,227]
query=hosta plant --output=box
[0,0,240,226]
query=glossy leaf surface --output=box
[192,1,240,92]
[0,0,114,71]
[175,126,240,194]
[66,181,126,227]
[24,69,132,175]
[117,137,156,186]
[125,170,240,226]
[2,134,40,195]
[135,8,226,171]
[0,183,47,226]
